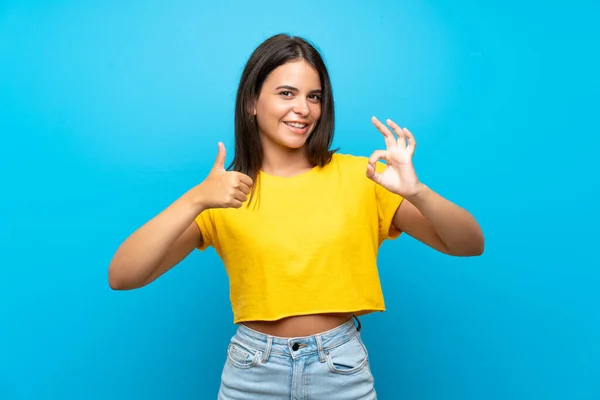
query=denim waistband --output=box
[234,317,361,361]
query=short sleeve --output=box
[375,161,405,241]
[194,209,216,251]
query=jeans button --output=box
[292,342,300,351]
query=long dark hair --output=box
[228,33,337,185]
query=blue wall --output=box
[1,0,598,398]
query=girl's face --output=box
[253,60,322,152]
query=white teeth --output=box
[285,122,308,129]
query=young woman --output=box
[108,34,484,399]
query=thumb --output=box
[366,162,380,183]
[213,142,226,170]
[366,150,386,184]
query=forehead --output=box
[263,60,321,89]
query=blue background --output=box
[1,0,599,399]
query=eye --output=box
[309,94,322,102]
[279,91,293,97]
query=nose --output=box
[293,99,309,116]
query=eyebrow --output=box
[274,85,322,93]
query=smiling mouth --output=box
[284,122,309,129]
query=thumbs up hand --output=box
[195,142,254,209]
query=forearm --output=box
[406,183,484,256]
[108,190,205,287]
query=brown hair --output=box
[228,33,337,192]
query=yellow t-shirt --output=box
[195,153,404,324]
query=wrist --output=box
[405,183,429,203]
[183,185,209,214]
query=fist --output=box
[196,142,253,209]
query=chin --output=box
[276,127,313,149]
[278,137,309,150]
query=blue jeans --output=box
[218,317,377,399]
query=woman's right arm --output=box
[108,193,205,290]
[107,142,253,290]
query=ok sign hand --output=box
[366,117,422,198]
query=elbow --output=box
[448,236,485,257]
[476,238,485,256]
[474,232,485,256]
[462,236,485,257]
[108,278,127,291]
[462,227,485,257]
[108,269,127,290]
[108,263,139,291]
[469,242,485,257]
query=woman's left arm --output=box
[392,185,484,256]
[367,116,484,257]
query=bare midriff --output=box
[241,312,355,338]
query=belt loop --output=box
[354,315,362,332]
[261,335,273,363]
[316,335,326,363]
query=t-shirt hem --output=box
[233,307,386,325]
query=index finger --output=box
[371,116,397,149]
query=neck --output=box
[261,142,312,178]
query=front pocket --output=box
[226,343,261,369]
[325,335,369,375]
